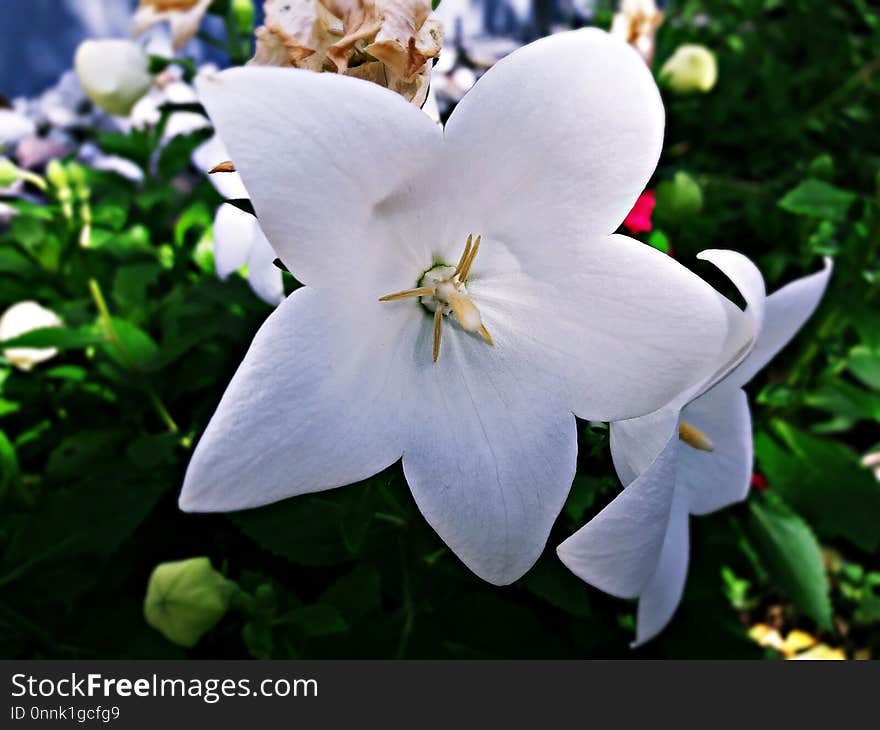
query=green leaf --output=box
[0,429,20,498]
[285,604,348,638]
[0,326,105,350]
[320,565,381,624]
[745,493,832,629]
[231,491,357,566]
[778,179,856,221]
[104,318,161,369]
[755,422,880,552]
[847,346,880,390]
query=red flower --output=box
[623,190,655,234]
[750,473,769,491]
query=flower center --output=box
[379,234,493,362]
[679,421,714,452]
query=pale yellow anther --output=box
[378,286,435,302]
[679,421,715,452]
[379,234,492,362]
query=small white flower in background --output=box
[0,109,35,148]
[213,204,285,306]
[133,0,214,52]
[0,301,63,371]
[75,40,154,117]
[129,65,211,142]
[179,30,735,585]
[250,0,443,105]
[660,44,718,94]
[77,142,145,183]
[862,451,880,481]
[558,252,832,645]
[610,0,664,65]
[192,135,284,306]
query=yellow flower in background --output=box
[610,0,664,65]
[749,623,847,660]
[133,0,214,51]
[660,44,718,94]
[250,0,443,105]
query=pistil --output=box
[379,234,493,362]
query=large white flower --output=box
[179,29,735,585]
[558,251,832,644]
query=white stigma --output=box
[379,234,493,362]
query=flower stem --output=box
[88,278,179,434]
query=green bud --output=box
[232,0,256,35]
[0,157,23,187]
[807,154,834,181]
[144,557,234,648]
[660,44,718,95]
[655,171,704,224]
[46,159,69,190]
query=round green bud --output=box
[75,40,153,117]
[144,557,234,648]
[232,0,256,35]
[45,159,69,190]
[655,171,704,224]
[660,44,718,95]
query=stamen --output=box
[453,234,473,278]
[679,421,715,452]
[458,235,481,283]
[379,286,435,302]
[479,324,494,346]
[433,308,443,362]
[209,161,236,174]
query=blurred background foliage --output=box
[1,0,879,659]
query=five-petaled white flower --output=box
[558,250,832,644]
[179,29,735,585]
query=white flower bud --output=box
[660,44,718,95]
[0,301,63,371]
[74,40,154,117]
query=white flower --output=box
[0,301,63,371]
[179,29,734,585]
[660,44,718,95]
[0,109,36,148]
[862,451,880,482]
[192,136,284,306]
[213,203,285,305]
[133,0,214,52]
[74,40,154,117]
[558,251,832,645]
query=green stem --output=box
[88,278,179,434]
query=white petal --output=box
[192,135,249,200]
[246,226,285,306]
[0,109,36,147]
[693,249,766,393]
[403,336,578,585]
[212,203,254,280]
[678,385,752,516]
[557,427,679,599]
[633,489,690,646]
[471,235,733,422]
[196,67,443,290]
[180,288,412,511]
[610,407,679,487]
[0,300,63,370]
[726,258,833,390]
[441,28,664,246]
